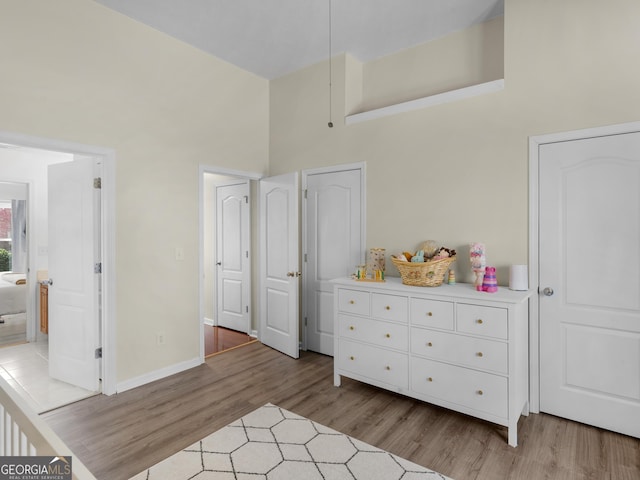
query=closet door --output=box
[539,131,640,438]
[303,166,364,356]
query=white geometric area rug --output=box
[130,403,452,480]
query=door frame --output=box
[198,165,262,362]
[528,120,640,413]
[0,130,117,395]
[301,162,366,351]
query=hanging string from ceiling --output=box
[327,0,333,128]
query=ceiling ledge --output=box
[345,79,505,125]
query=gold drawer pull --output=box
[385,333,391,338]
[476,319,483,324]
[385,305,391,310]
[349,356,355,361]
[385,366,391,371]
[476,352,483,357]
[349,326,355,331]
[477,390,484,396]
[349,300,355,304]
[427,377,433,382]
[427,342,433,347]
[427,312,433,317]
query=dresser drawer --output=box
[339,314,409,351]
[457,304,508,339]
[371,293,408,323]
[410,298,454,330]
[410,328,508,374]
[338,338,408,389]
[410,357,507,418]
[337,288,370,316]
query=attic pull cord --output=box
[328,0,333,128]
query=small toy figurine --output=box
[482,266,498,292]
[469,243,486,291]
[448,269,456,285]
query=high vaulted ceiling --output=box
[93,0,504,80]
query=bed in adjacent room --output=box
[0,272,27,345]
[0,272,27,316]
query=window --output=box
[0,202,12,271]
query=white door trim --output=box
[528,120,640,413]
[0,130,117,396]
[198,165,263,362]
[301,162,366,351]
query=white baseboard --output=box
[250,330,258,338]
[116,357,201,393]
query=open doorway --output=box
[200,167,301,360]
[200,166,261,359]
[0,132,116,411]
[0,182,28,347]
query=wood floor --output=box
[42,342,640,480]
[203,325,255,357]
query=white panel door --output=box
[216,181,250,333]
[259,172,299,358]
[539,132,640,438]
[48,160,100,392]
[304,168,363,355]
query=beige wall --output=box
[270,0,640,284]
[361,16,504,112]
[0,0,269,384]
[2,0,638,388]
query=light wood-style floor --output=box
[42,342,640,480]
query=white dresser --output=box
[332,277,533,447]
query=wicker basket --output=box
[391,256,456,287]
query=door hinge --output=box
[246,251,249,258]
[304,317,308,326]
[246,305,249,313]
[304,253,308,263]
[93,177,102,189]
[304,189,308,199]
[94,262,102,274]
[95,347,103,359]
[244,195,248,204]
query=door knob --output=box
[41,278,53,286]
[287,271,302,277]
[216,262,222,266]
[542,287,554,296]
